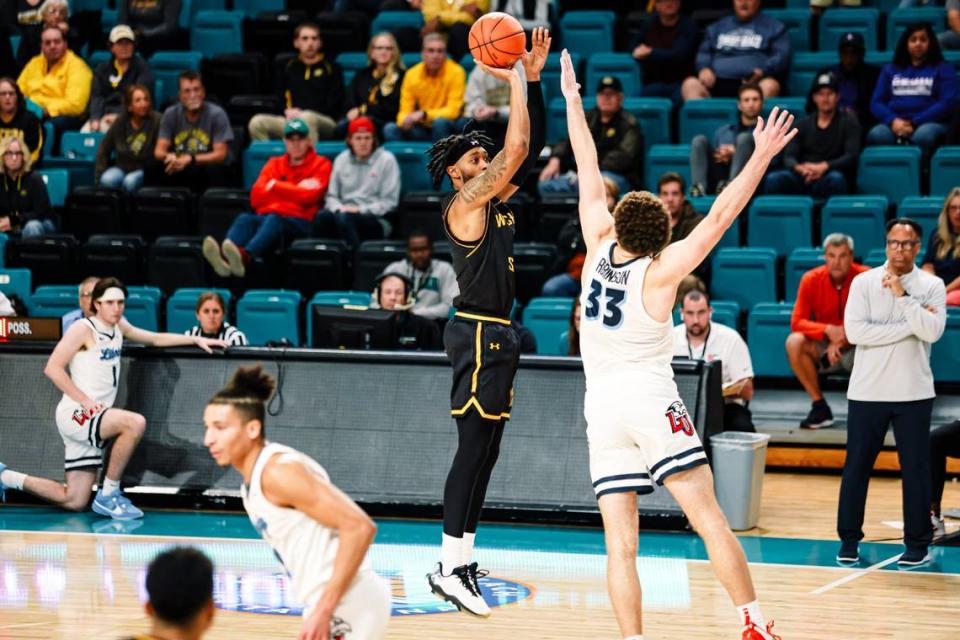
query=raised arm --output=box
[652,108,797,285]
[560,48,613,253]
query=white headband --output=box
[97,286,126,302]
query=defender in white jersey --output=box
[0,278,226,519]
[558,50,796,640]
[203,366,390,640]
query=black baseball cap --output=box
[838,31,865,52]
[811,70,839,93]
[596,76,623,93]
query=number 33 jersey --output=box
[579,240,677,393]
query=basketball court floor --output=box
[1,474,959,639]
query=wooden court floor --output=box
[1,472,959,640]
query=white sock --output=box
[737,600,765,627]
[0,469,26,491]
[460,532,476,566]
[624,636,645,640]
[101,477,121,496]
[440,533,462,572]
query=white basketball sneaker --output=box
[426,562,491,618]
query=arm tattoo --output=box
[459,152,509,205]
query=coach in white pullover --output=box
[838,218,946,567]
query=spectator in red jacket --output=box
[202,118,330,278]
[785,233,869,430]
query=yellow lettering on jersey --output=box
[495,211,515,228]
[489,342,500,350]
[507,256,514,272]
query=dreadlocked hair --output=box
[614,191,672,258]
[426,130,494,190]
[208,365,276,433]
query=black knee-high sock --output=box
[442,412,502,537]
[464,420,505,534]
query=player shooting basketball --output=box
[423,26,549,618]
[559,48,796,640]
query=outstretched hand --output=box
[521,27,551,78]
[559,48,580,100]
[475,59,522,84]
[752,107,797,161]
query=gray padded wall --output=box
[0,348,715,516]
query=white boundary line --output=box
[809,554,902,595]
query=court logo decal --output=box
[214,570,533,617]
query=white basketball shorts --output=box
[303,570,391,640]
[55,401,109,471]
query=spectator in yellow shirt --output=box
[421,0,490,61]
[384,33,468,142]
[17,25,92,152]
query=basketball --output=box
[469,12,526,69]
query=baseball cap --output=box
[811,70,839,93]
[348,116,375,136]
[596,76,623,93]
[283,118,309,137]
[109,25,136,44]
[838,31,865,51]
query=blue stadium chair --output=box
[946,50,960,74]
[306,291,373,346]
[857,146,921,205]
[190,11,244,58]
[747,302,795,377]
[559,11,616,60]
[27,285,76,317]
[747,196,814,258]
[784,248,824,303]
[150,51,203,105]
[337,52,369,87]
[930,147,960,198]
[315,141,347,164]
[898,196,943,243]
[819,8,879,52]
[788,52,837,97]
[237,289,302,346]
[863,49,890,67]
[42,121,54,160]
[645,144,691,191]
[710,300,741,331]
[24,96,43,119]
[166,288,233,334]
[522,297,575,356]
[585,53,642,97]
[887,8,945,51]
[763,97,807,119]
[382,142,433,194]
[179,0,225,30]
[402,52,422,69]
[765,9,811,54]
[546,97,566,143]
[932,308,960,383]
[0,233,7,268]
[691,196,739,248]
[821,195,889,257]
[10,35,19,56]
[88,50,112,69]
[459,54,475,75]
[43,132,103,189]
[547,97,671,151]
[712,248,778,310]
[38,170,69,208]
[371,11,424,37]
[0,269,32,305]
[864,248,887,268]
[243,140,285,189]
[541,52,582,106]
[124,286,162,331]
[678,99,738,143]
[234,0,283,18]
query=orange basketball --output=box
[469,12,526,69]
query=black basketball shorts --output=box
[444,312,521,421]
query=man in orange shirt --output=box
[202,118,331,278]
[786,232,868,429]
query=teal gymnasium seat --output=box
[678,99,738,143]
[645,145,691,191]
[0,268,31,303]
[149,51,203,105]
[932,308,960,383]
[711,248,778,311]
[897,196,943,243]
[784,248,824,303]
[125,286,163,331]
[336,52,369,86]
[689,196,740,248]
[38,170,69,208]
[0,233,7,268]
[541,52,582,106]
[747,196,814,258]
[710,300,741,331]
[237,289,302,346]
[821,195,888,258]
[234,0,283,18]
[763,97,806,119]
[887,8,944,50]
[44,132,103,188]
[243,140,285,189]
[382,142,433,194]
[306,291,373,346]
[315,141,347,164]
[819,8,879,51]
[788,52,837,97]
[585,53,642,97]
[371,11,424,37]
[747,303,795,377]
[190,11,244,58]
[522,297,575,356]
[547,97,671,151]
[559,11,616,60]
[930,147,960,198]
[166,288,233,334]
[27,285,76,317]
[179,0,226,30]
[765,9,811,53]
[857,146,921,205]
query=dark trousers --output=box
[723,402,755,432]
[838,399,934,550]
[931,420,960,507]
[145,162,231,194]
[226,212,311,258]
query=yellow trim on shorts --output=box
[451,396,511,421]
[471,320,482,393]
[454,311,512,325]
